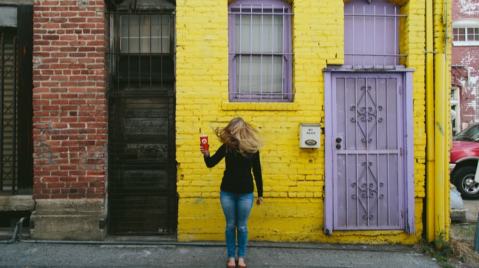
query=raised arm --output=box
[252,151,263,197]
[204,144,226,168]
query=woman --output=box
[200,117,263,268]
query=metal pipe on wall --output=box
[434,53,447,240]
[425,0,436,242]
[435,0,451,242]
[426,0,451,242]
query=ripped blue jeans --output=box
[220,191,254,258]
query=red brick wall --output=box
[32,0,107,199]
[452,0,479,129]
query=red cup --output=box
[200,135,209,151]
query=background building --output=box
[452,0,479,134]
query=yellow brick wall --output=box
[176,0,432,244]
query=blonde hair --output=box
[216,117,262,155]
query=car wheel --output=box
[453,165,479,199]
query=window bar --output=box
[149,15,152,89]
[168,15,172,86]
[286,9,291,100]
[116,15,120,92]
[394,6,397,65]
[138,14,141,89]
[168,15,173,90]
[270,8,274,99]
[127,15,131,89]
[373,5,376,66]
[363,5,366,65]
[352,4,355,66]
[383,6,386,66]
[160,15,164,92]
[260,3,263,101]
[107,12,112,90]
[249,7,253,99]
[108,14,112,90]
[345,14,405,18]
[12,36,17,194]
[239,6,242,98]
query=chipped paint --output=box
[459,0,479,15]
[453,49,479,129]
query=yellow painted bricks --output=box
[176,0,448,244]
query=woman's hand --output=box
[256,197,263,205]
[200,146,210,157]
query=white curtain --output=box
[235,14,284,96]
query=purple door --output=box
[330,72,406,230]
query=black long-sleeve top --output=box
[204,144,263,197]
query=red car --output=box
[450,123,479,199]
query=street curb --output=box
[9,239,417,253]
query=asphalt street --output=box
[0,241,440,268]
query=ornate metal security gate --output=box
[106,0,176,235]
[324,71,414,232]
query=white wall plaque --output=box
[300,124,321,149]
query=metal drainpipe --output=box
[434,53,447,240]
[0,217,26,244]
[425,0,436,243]
[433,0,450,241]
[444,0,452,238]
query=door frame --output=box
[323,67,414,234]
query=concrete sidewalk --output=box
[464,200,479,222]
[0,241,439,267]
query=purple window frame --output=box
[228,0,293,102]
[344,0,406,67]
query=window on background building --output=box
[453,20,479,46]
[228,0,293,102]
[344,0,406,67]
[451,87,461,136]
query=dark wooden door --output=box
[107,8,176,235]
